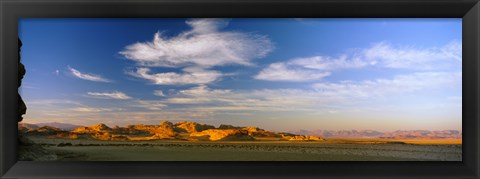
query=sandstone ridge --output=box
[20,121,324,142]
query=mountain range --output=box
[18,121,462,141]
[18,121,322,142]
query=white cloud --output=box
[153,90,166,97]
[164,85,232,104]
[166,98,212,104]
[179,85,232,96]
[119,18,273,68]
[68,66,112,82]
[87,91,132,100]
[312,72,461,98]
[128,67,221,85]
[362,41,461,70]
[161,71,460,113]
[133,100,167,110]
[288,55,369,71]
[255,41,461,81]
[254,62,331,81]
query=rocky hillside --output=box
[18,123,39,133]
[20,121,324,142]
[35,122,82,131]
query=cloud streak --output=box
[255,41,461,81]
[312,72,461,99]
[128,67,222,85]
[68,66,112,83]
[162,71,461,113]
[87,91,132,100]
[255,62,331,81]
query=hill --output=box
[35,122,83,131]
[20,121,324,142]
[18,123,39,133]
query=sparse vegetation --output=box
[18,121,462,161]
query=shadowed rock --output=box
[175,121,215,133]
[18,123,39,133]
[190,129,255,141]
[18,38,27,122]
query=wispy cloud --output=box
[165,85,233,104]
[255,62,331,82]
[132,100,168,110]
[119,19,273,68]
[68,66,112,83]
[312,72,462,98]
[127,67,221,85]
[153,90,166,97]
[87,91,132,100]
[255,41,461,81]
[161,71,460,113]
[361,41,461,70]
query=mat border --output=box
[1,0,479,178]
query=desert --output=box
[18,121,462,161]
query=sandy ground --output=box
[26,137,462,161]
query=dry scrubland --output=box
[27,137,462,161]
[19,122,462,161]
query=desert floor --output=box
[26,137,462,161]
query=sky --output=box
[18,18,462,132]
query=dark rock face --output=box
[18,38,27,122]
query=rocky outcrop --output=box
[190,129,255,141]
[241,126,281,138]
[25,121,325,142]
[18,38,27,122]
[27,126,63,135]
[35,122,82,131]
[175,121,215,133]
[125,121,177,139]
[72,123,111,134]
[218,124,241,129]
[18,123,39,133]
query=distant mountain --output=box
[289,129,462,139]
[35,122,83,131]
[18,123,39,133]
[27,126,64,135]
[22,121,324,142]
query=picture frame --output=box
[1,0,479,178]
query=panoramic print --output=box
[18,18,462,161]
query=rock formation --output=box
[21,121,326,142]
[27,126,63,135]
[175,121,215,133]
[190,129,254,141]
[18,123,39,133]
[18,38,27,122]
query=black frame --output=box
[1,0,479,178]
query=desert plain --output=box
[18,121,462,161]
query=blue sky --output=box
[19,18,462,131]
